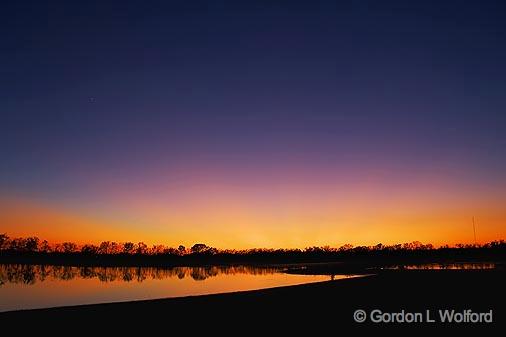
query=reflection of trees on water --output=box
[401,263,495,270]
[388,262,496,270]
[0,264,281,286]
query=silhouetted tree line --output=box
[0,233,504,267]
[0,234,216,255]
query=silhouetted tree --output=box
[62,242,77,253]
[109,242,120,254]
[191,243,209,254]
[99,241,112,254]
[9,238,26,251]
[151,244,165,255]
[81,244,99,254]
[39,240,51,253]
[339,244,353,251]
[136,242,148,255]
[24,237,39,252]
[123,242,135,254]
[178,245,186,255]
[0,234,9,251]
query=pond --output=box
[0,264,350,312]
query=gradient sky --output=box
[1,0,505,248]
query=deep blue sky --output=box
[1,1,505,246]
[2,0,506,188]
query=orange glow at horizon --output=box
[1,183,505,249]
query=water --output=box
[0,264,348,312]
[384,262,496,270]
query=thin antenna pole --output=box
[472,216,477,246]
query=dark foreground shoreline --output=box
[1,269,504,333]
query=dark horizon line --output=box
[1,233,504,256]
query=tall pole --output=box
[473,216,477,246]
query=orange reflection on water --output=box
[0,264,339,312]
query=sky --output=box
[1,0,505,248]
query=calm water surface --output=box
[0,264,350,312]
[385,262,496,270]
